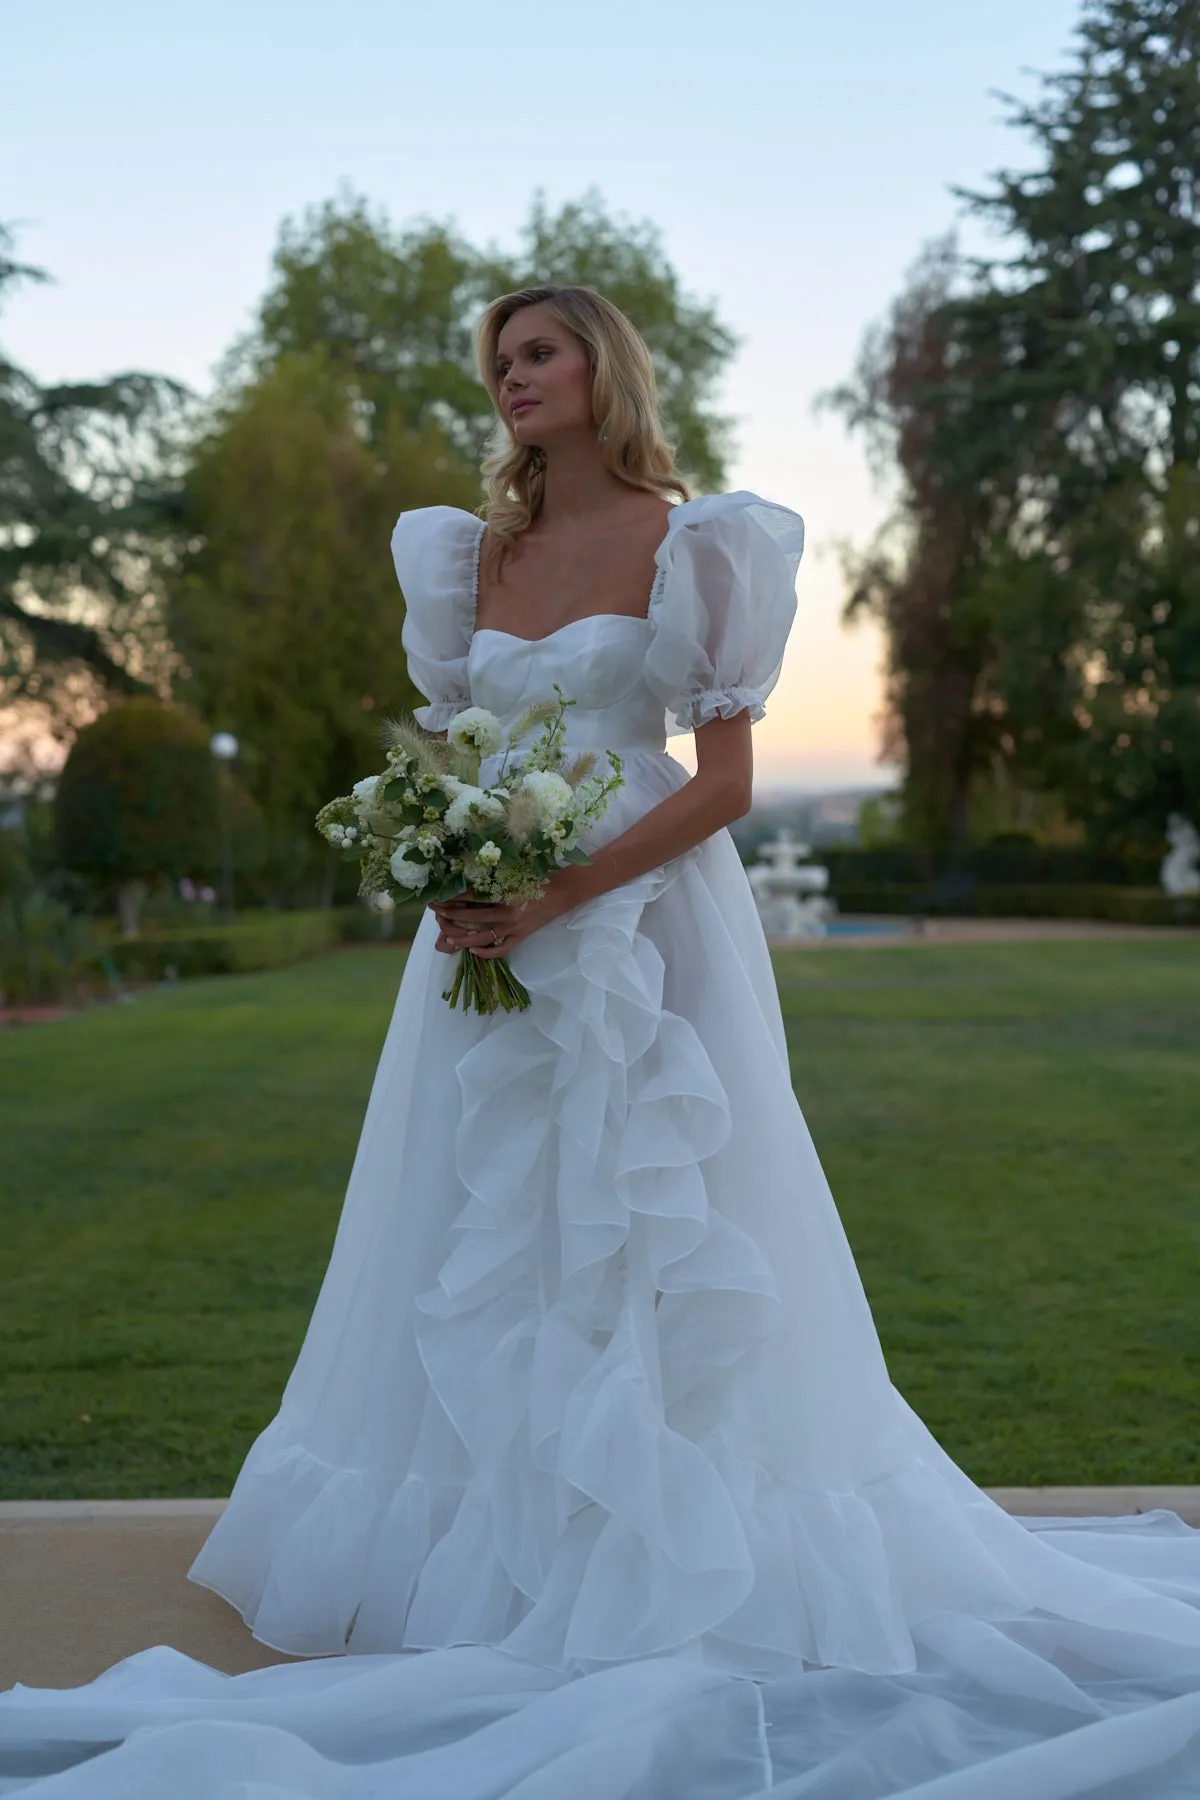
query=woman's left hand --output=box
[430,870,587,958]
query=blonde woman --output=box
[7,288,1200,1799]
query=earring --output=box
[597,427,609,444]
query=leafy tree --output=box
[231,187,736,488]
[832,0,1200,851]
[0,228,189,766]
[54,698,219,934]
[950,0,1200,846]
[516,192,737,488]
[170,351,476,901]
[174,189,737,899]
[823,240,1012,850]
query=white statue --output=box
[1161,813,1200,897]
[747,827,837,941]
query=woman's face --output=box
[493,304,594,448]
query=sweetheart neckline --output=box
[470,613,655,648]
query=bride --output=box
[5,286,1200,1798]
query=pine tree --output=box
[953,0,1200,844]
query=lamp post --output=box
[210,732,239,918]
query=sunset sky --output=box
[7,0,1085,791]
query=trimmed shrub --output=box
[335,900,427,943]
[830,882,1199,927]
[818,844,1165,887]
[0,890,96,1006]
[95,910,343,984]
[55,701,220,934]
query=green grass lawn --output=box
[1,938,1197,1498]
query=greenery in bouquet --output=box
[315,686,624,1014]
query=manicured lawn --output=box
[1,939,1197,1497]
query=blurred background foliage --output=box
[0,0,1197,987]
[824,0,1200,853]
[0,188,738,927]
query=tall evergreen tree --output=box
[825,241,1015,851]
[835,0,1200,850]
[953,0,1200,845]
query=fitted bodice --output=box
[393,491,806,748]
[469,616,670,781]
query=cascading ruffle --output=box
[196,852,1200,1679]
[388,856,787,1668]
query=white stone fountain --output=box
[747,826,837,941]
[1161,813,1200,897]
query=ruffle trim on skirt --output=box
[200,859,1190,1679]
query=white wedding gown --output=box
[5,491,1200,1797]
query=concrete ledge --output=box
[986,1486,1200,1524]
[4,1490,1199,1692]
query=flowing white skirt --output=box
[4,749,1200,1797]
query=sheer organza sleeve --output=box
[643,491,805,737]
[392,507,484,731]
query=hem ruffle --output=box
[190,862,1048,1679]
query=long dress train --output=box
[3,492,1200,1797]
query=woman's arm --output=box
[431,711,754,956]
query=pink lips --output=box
[510,401,538,417]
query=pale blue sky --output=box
[7,0,1084,788]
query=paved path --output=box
[4,1492,1199,1691]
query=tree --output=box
[823,240,1012,851]
[231,187,736,488]
[831,0,1200,851]
[950,0,1200,846]
[173,189,737,899]
[170,352,477,902]
[0,228,190,770]
[54,699,219,934]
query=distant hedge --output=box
[91,901,431,985]
[829,883,1198,928]
[94,910,344,983]
[819,844,1165,887]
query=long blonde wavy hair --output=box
[474,285,690,567]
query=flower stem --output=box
[441,949,532,1015]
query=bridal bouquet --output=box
[315,686,625,1015]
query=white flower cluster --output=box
[519,769,574,827]
[388,847,431,889]
[445,785,506,834]
[447,708,504,756]
[317,691,626,1014]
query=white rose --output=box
[352,775,379,808]
[389,848,431,890]
[445,786,506,833]
[446,708,504,755]
[520,769,574,828]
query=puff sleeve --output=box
[393,506,484,731]
[643,491,805,736]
